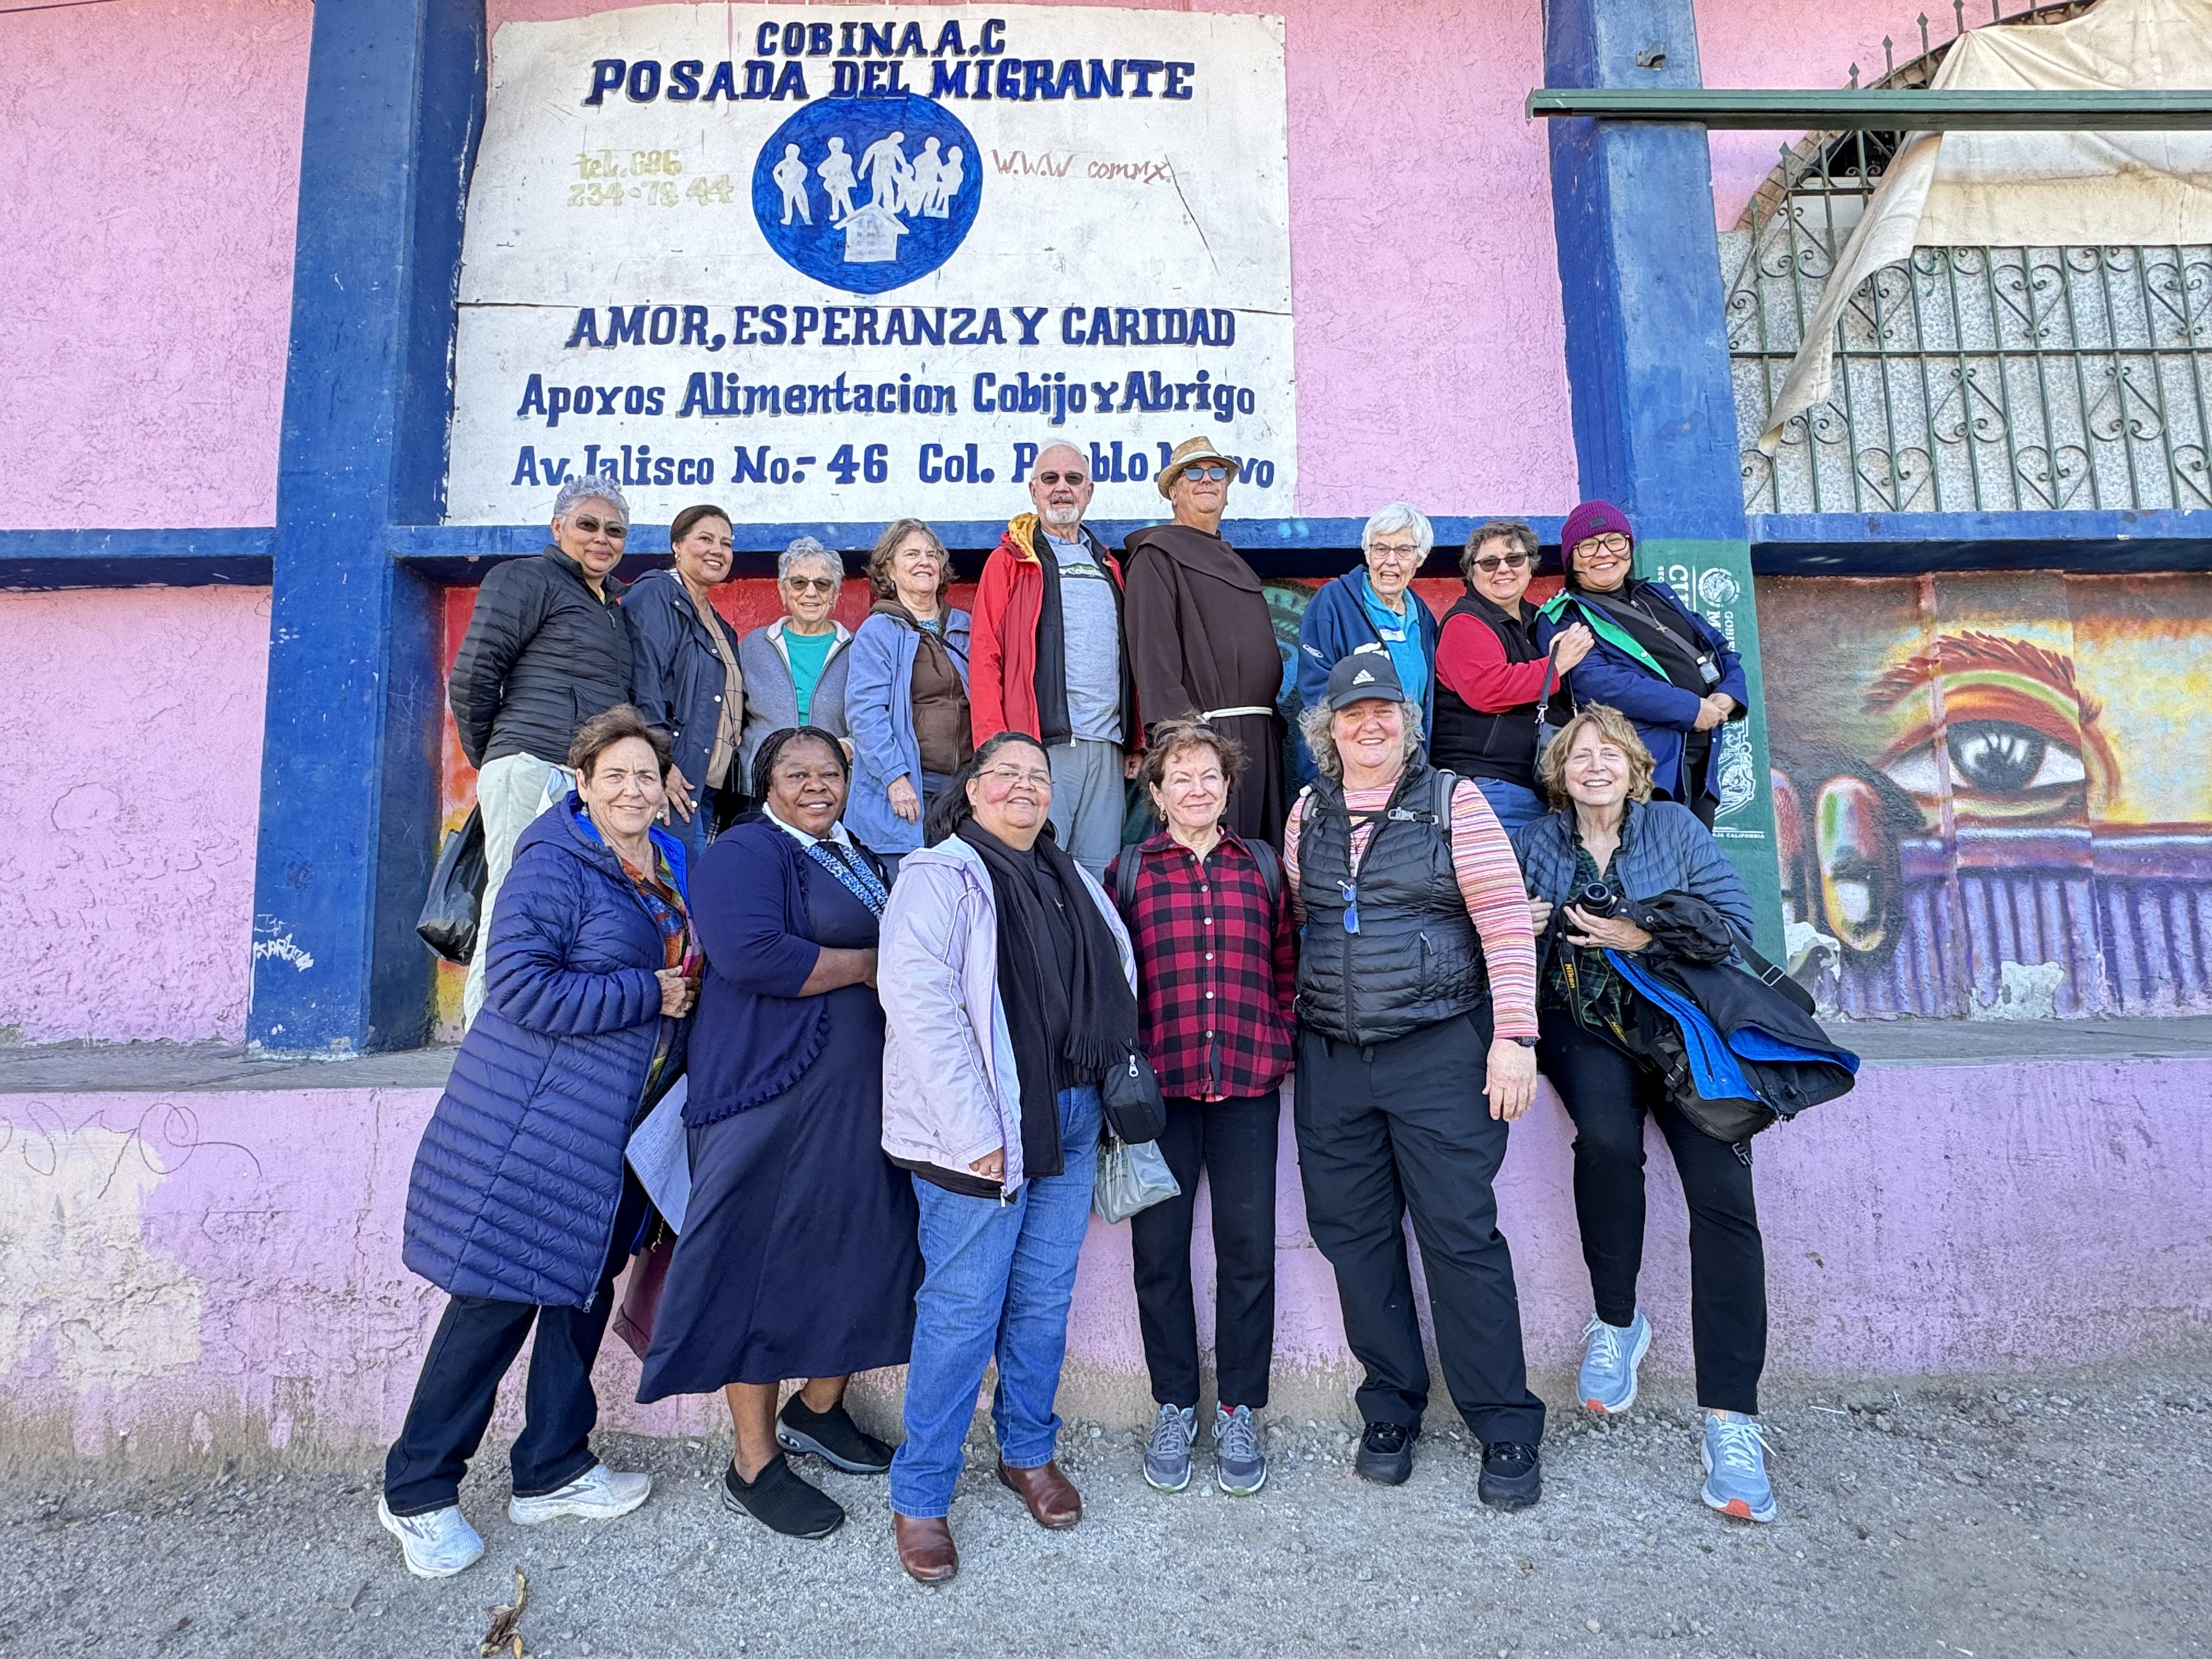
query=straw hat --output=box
[1156,436,1240,501]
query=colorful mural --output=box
[1760,572,2212,1018]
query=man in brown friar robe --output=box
[1122,436,1288,847]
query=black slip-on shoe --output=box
[1355,1420,1417,1486]
[776,1397,895,1474]
[1479,1441,1543,1510]
[721,1457,846,1539]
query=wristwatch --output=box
[1511,1035,1539,1048]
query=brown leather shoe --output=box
[893,1513,958,1583]
[996,1459,1082,1529]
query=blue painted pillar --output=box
[248,1,485,1052]
[1545,0,1784,950]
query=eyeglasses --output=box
[785,575,837,593]
[571,515,628,540]
[1179,463,1229,482]
[980,765,1053,789]
[1472,550,1531,573]
[1035,470,1088,487]
[1576,534,1632,560]
[1368,541,1423,561]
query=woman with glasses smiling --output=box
[1535,500,1747,827]
[876,731,1139,1582]
[1430,518,1595,834]
[737,537,855,800]
[1291,503,1444,785]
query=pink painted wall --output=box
[0,589,271,1044]
[486,0,1581,517]
[7,1057,2204,1459]
[0,0,311,529]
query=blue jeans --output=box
[1472,776,1548,837]
[889,1084,1103,1520]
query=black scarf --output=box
[958,820,1137,1178]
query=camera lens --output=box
[1576,882,1618,918]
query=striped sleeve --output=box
[1282,792,1307,924]
[1448,780,1539,1041]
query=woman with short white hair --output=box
[737,536,855,793]
[1291,502,1441,782]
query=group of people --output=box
[383,433,1782,1588]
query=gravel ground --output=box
[3,1361,2206,1659]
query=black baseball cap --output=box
[1325,645,1412,711]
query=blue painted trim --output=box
[247,0,485,1054]
[0,528,274,590]
[1751,510,2212,573]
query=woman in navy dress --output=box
[638,726,922,1540]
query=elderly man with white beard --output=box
[967,441,1141,878]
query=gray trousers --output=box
[1047,737,1125,879]
[461,751,567,1028]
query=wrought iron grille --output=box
[1723,7,2212,516]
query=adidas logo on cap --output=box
[1352,669,1376,685]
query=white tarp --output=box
[445,3,1295,524]
[1759,0,2212,453]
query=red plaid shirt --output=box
[1105,829,1297,1102]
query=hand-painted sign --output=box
[445,3,1295,527]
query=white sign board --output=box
[445,3,1295,527]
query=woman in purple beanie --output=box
[1533,500,1747,826]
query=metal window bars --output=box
[1724,1,2212,516]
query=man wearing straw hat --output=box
[1122,437,1287,847]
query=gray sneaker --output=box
[1212,1404,1268,1496]
[1144,1403,1195,1493]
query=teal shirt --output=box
[784,628,837,726]
[1357,574,1429,716]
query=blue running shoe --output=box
[1577,1310,1652,1414]
[1701,1412,1777,1522]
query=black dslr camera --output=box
[1573,882,1620,919]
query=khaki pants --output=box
[462,751,567,1028]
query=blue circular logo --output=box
[752,95,981,295]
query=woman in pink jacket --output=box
[875,730,1137,1585]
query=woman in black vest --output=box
[1282,646,1547,1512]
[1430,519,1593,834]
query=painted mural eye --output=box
[1944,720,2086,795]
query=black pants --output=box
[1130,1090,1281,1411]
[1538,1018,1767,1414]
[382,1190,640,1516]
[1294,1011,1544,1446]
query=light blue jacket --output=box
[845,606,973,853]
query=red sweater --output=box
[1436,608,1554,713]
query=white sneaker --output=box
[377,1496,485,1578]
[507,1464,652,1525]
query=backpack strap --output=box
[1114,844,1142,916]
[1245,838,1283,910]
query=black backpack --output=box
[1114,837,1283,915]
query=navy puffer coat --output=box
[402,794,690,1309]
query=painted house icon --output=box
[840,200,909,264]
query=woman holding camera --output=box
[1512,705,1775,1523]
[1533,500,1746,827]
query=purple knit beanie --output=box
[1560,498,1634,556]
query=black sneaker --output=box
[721,1457,845,1539]
[1479,1441,1543,1510]
[777,1396,895,1474]
[1354,1421,1417,1486]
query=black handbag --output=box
[1100,1048,1167,1144]
[416,804,488,964]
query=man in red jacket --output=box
[969,442,1141,877]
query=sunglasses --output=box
[785,574,837,593]
[571,515,627,540]
[1035,470,1088,487]
[1179,463,1229,482]
[1472,550,1531,573]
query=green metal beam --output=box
[1525,87,2212,130]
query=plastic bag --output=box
[416,805,487,964]
[1093,1135,1180,1223]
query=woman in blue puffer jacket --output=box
[378,706,697,1581]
